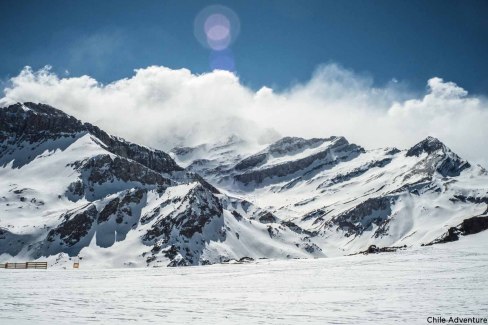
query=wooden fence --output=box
[0,262,48,269]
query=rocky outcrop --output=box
[47,204,98,246]
[426,216,488,245]
[406,137,447,157]
[234,153,268,171]
[280,220,316,236]
[450,195,488,205]
[0,102,182,173]
[0,103,83,143]
[0,103,338,266]
[141,184,225,266]
[67,154,172,196]
[318,158,392,189]
[45,188,147,253]
[352,244,407,255]
[258,212,278,224]
[406,137,470,177]
[234,138,364,184]
[98,198,121,223]
[267,137,328,156]
[144,184,223,243]
[324,196,393,237]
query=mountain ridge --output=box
[1,102,488,267]
[0,102,323,267]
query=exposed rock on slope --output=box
[0,102,181,173]
[2,102,488,267]
[172,133,488,255]
[0,103,322,267]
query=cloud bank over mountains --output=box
[1,64,487,167]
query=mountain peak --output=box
[1,102,84,141]
[2,103,488,267]
[405,136,471,177]
[406,136,447,157]
[268,136,344,157]
[22,102,68,116]
[1,102,182,173]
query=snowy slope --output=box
[1,231,487,324]
[0,103,322,267]
[172,135,488,256]
[1,102,488,268]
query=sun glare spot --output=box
[194,5,240,71]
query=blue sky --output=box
[1,0,487,93]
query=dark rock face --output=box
[65,154,172,201]
[144,184,223,243]
[258,212,277,224]
[98,198,120,223]
[436,156,471,177]
[234,138,364,184]
[185,172,220,194]
[268,137,328,156]
[325,196,393,237]
[450,195,488,205]
[141,184,225,266]
[280,220,316,237]
[47,205,98,246]
[167,257,190,267]
[86,126,182,174]
[69,154,172,191]
[461,216,488,235]
[353,244,407,255]
[406,136,470,177]
[267,226,276,238]
[238,256,254,263]
[318,158,392,189]
[406,137,446,157]
[301,208,327,222]
[303,243,322,253]
[433,227,462,244]
[67,181,84,197]
[0,103,83,144]
[0,102,182,173]
[234,137,329,172]
[97,189,146,224]
[385,148,401,155]
[231,210,243,221]
[2,102,330,266]
[45,188,146,253]
[426,216,488,245]
[234,153,268,171]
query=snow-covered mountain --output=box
[1,102,487,267]
[171,134,488,256]
[0,103,323,267]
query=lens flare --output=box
[194,5,240,52]
[204,14,230,39]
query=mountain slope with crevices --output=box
[0,103,323,267]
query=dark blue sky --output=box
[1,0,487,93]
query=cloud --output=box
[1,64,488,167]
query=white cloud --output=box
[1,64,488,167]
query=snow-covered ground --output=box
[1,231,487,325]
